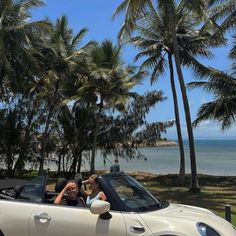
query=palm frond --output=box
[193,96,236,130]
[71,28,89,49]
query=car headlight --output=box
[197,223,220,236]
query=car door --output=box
[122,212,153,236]
[0,200,38,236]
[29,204,126,236]
[0,176,47,236]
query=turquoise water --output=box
[91,140,236,176]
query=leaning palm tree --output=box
[74,40,144,173]
[114,0,223,191]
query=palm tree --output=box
[0,0,52,176]
[35,15,94,175]
[188,67,236,129]
[114,0,222,191]
[74,40,143,173]
[0,0,49,99]
[209,0,236,34]
[129,4,188,182]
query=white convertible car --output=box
[0,173,236,236]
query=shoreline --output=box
[127,171,236,178]
[95,170,236,178]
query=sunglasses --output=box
[67,187,77,192]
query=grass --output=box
[130,172,236,226]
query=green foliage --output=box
[4,0,236,177]
[189,68,236,129]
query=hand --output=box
[64,182,76,191]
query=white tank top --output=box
[86,192,100,207]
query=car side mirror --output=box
[90,200,112,220]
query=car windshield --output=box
[106,174,166,212]
[17,176,46,203]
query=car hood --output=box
[139,203,236,236]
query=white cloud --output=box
[164,120,236,140]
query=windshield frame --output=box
[16,175,47,203]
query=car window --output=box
[108,175,162,212]
[17,176,46,203]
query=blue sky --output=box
[31,0,236,140]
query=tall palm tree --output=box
[36,15,94,175]
[114,0,221,191]
[129,4,189,182]
[75,40,143,173]
[130,2,222,183]
[0,0,52,176]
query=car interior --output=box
[0,176,99,207]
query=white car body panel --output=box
[121,212,153,236]
[1,173,236,236]
[0,200,38,236]
[30,204,126,236]
[139,203,236,236]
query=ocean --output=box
[84,139,236,176]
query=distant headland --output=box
[137,140,178,147]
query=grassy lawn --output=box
[131,172,236,226]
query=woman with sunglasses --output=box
[54,180,86,207]
[82,174,107,207]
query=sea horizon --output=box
[81,139,236,176]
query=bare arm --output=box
[54,182,74,204]
[99,191,107,201]
[80,186,90,197]
[54,187,66,204]
[82,179,90,185]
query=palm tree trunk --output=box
[6,152,14,177]
[168,53,185,183]
[167,3,200,191]
[58,144,68,174]
[38,106,53,175]
[38,80,59,175]
[90,114,100,174]
[90,102,103,174]
[77,152,82,173]
[13,99,36,176]
[69,148,82,174]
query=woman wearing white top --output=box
[82,174,107,207]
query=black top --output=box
[64,196,85,207]
[67,198,79,206]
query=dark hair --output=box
[67,180,78,185]
[94,177,98,184]
[75,178,82,189]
